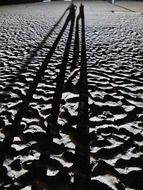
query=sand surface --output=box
[0,1,143,190]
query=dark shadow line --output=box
[2,3,72,95]
[47,4,76,137]
[0,4,75,167]
[12,4,75,130]
[70,12,80,72]
[62,7,80,93]
[74,4,90,190]
[24,2,72,62]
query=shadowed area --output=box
[0,0,43,5]
[0,1,143,190]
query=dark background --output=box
[0,0,43,5]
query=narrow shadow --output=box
[63,7,80,94]
[12,4,75,131]
[2,3,71,96]
[0,4,75,167]
[74,4,90,190]
[47,3,76,137]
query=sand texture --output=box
[0,1,143,190]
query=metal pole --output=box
[112,0,115,5]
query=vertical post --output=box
[112,0,115,5]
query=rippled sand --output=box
[0,1,143,190]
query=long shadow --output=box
[2,3,71,94]
[47,4,76,137]
[0,4,76,167]
[12,4,75,132]
[62,7,80,94]
[70,10,80,73]
[74,4,90,190]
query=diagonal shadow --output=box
[2,3,72,95]
[0,4,76,167]
[12,4,75,133]
[47,3,76,138]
